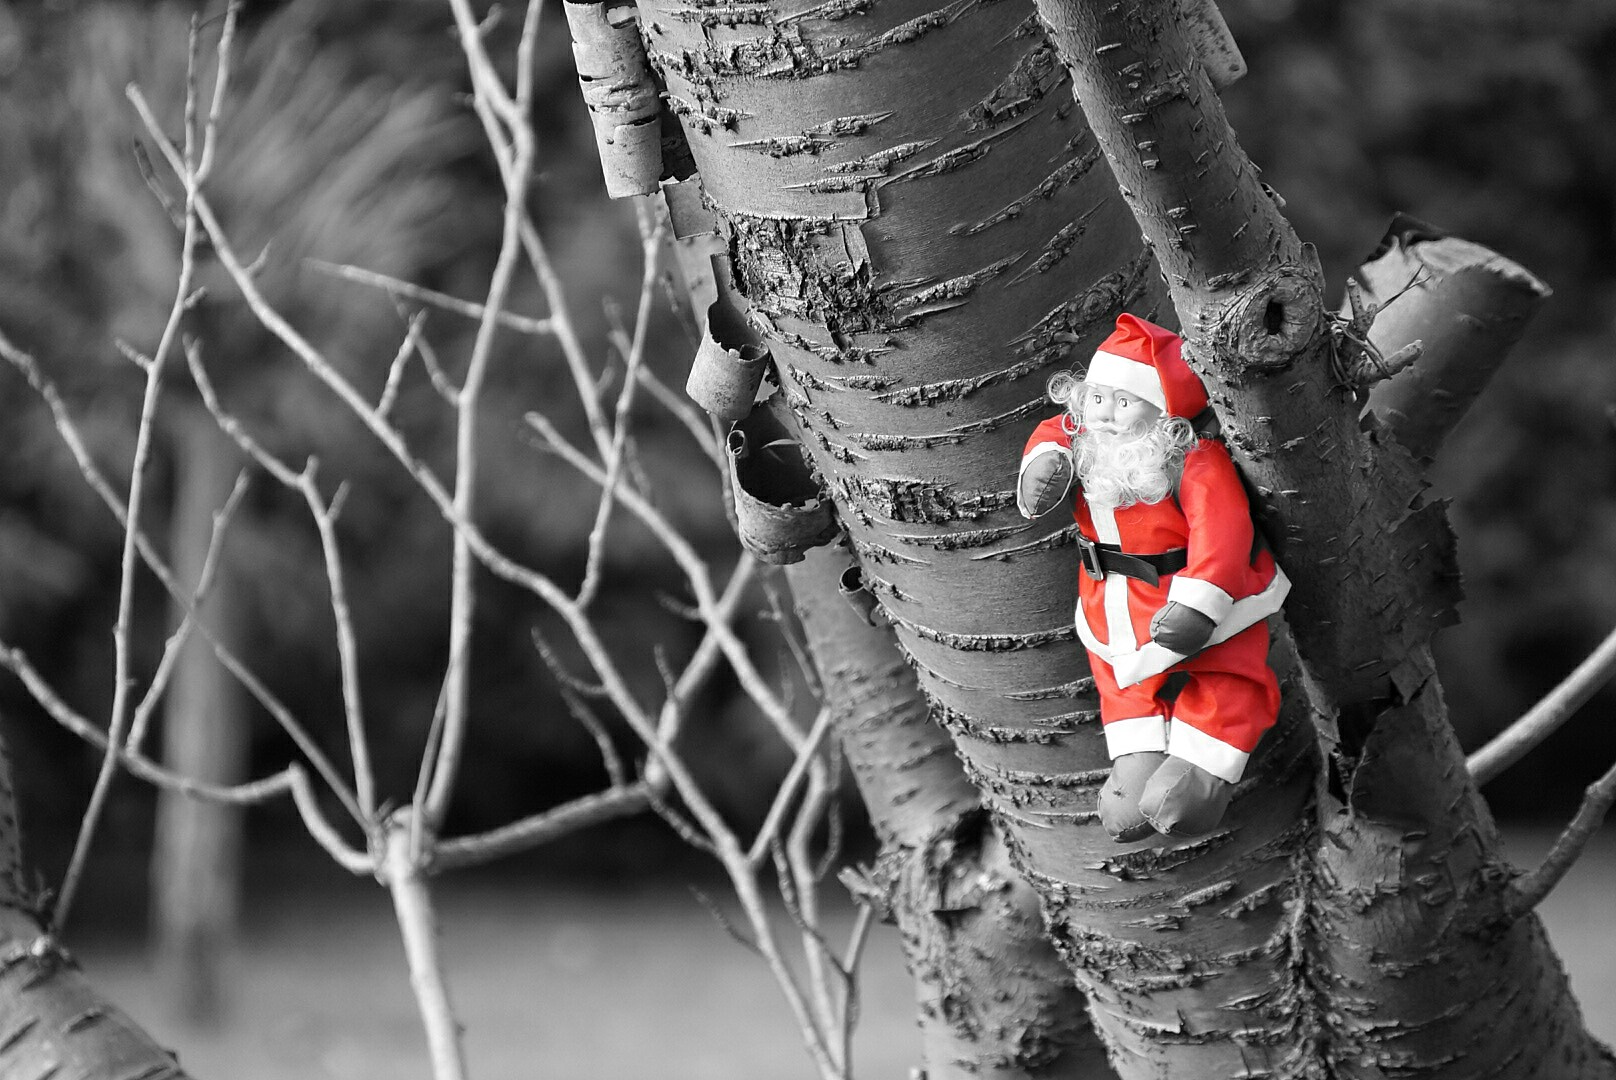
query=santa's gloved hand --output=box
[1017,448,1074,519]
[1149,602,1215,654]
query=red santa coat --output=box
[1018,413,1290,690]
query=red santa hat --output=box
[1086,314,1209,420]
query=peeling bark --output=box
[646,0,1328,1073]
[0,735,198,1080]
[1358,215,1553,462]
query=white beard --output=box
[1073,420,1193,509]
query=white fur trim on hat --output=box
[1087,350,1166,412]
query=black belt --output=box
[1074,533,1187,586]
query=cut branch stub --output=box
[1177,0,1246,89]
[1215,258,1324,375]
[1359,214,1552,462]
[564,0,663,198]
[836,564,888,627]
[727,405,840,565]
[687,287,771,422]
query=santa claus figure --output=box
[1017,314,1289,840]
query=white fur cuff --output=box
[1167,576,1235,623]
[1103,715,1169,759]
[1167,719,1249,783]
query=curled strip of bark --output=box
[1358,215,1551,461]
[565,0,663,197]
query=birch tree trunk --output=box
[642,0,1616,1074]
[0,731,198,1080]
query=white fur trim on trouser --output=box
[1167,575,1235,623]
[1167,719,1249,783]
[1087,350,1166,411]
[1074,564,1291,688]
[1103,715,1169,759]
[1017,441,1072,518]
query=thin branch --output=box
[0,641,299,806]
[378,311,429,421]
[637,365,727,469]
[127,468,252,751]
[57,71,215,932]
[748,708,835,866]
[1469,621,1616,786]
[289,766,373,875]
[186,343,378,814]
[576,207,667,608]
[309,259,553,336]
[195,2,240,181]
[0,330,366,828]
[1504,757,1616,922]
[526,412,808,755]
[431,783,654,871]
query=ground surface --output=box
[75,827,1615,1080]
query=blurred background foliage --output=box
[1,0,1613,905]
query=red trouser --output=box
[1089,621,1280,757]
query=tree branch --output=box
[1504,757,1616,922]
[1469,621,1616,786]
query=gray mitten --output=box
[1149,602,1215,654]
[1017,449,1074,519]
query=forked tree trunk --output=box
[152,400,250,1025]
[639,0,1616,1074]
[0,732,198,1080]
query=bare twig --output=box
[186,343,379,815]
[576,205,666,608]
[1504,757,1616,922]
[0,641,297,805]
[748,708,835,865]
[432,783,654,871]
[1469,621,1616,786]
[0,327,365,829]
[127,469,252,750]
[310,259,553,336]
[54,61,221,932]
[637,365,726,468]
[377,311,429,420]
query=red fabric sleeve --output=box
[1021,414,1072,458]
[1176,440,1256,596]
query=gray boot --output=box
[1098,751,1168,842]
[1139,756,1234,837]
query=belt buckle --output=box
[1076,533,1106,581]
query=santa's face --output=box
[1070,381,1191,509]
[1078,382,1162,435]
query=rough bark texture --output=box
[1025,0,1615,1076]
[787,545,1113,1079]
[644,0,1320,1073]
[0,733,197,1080]
[152,403,249,1025]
